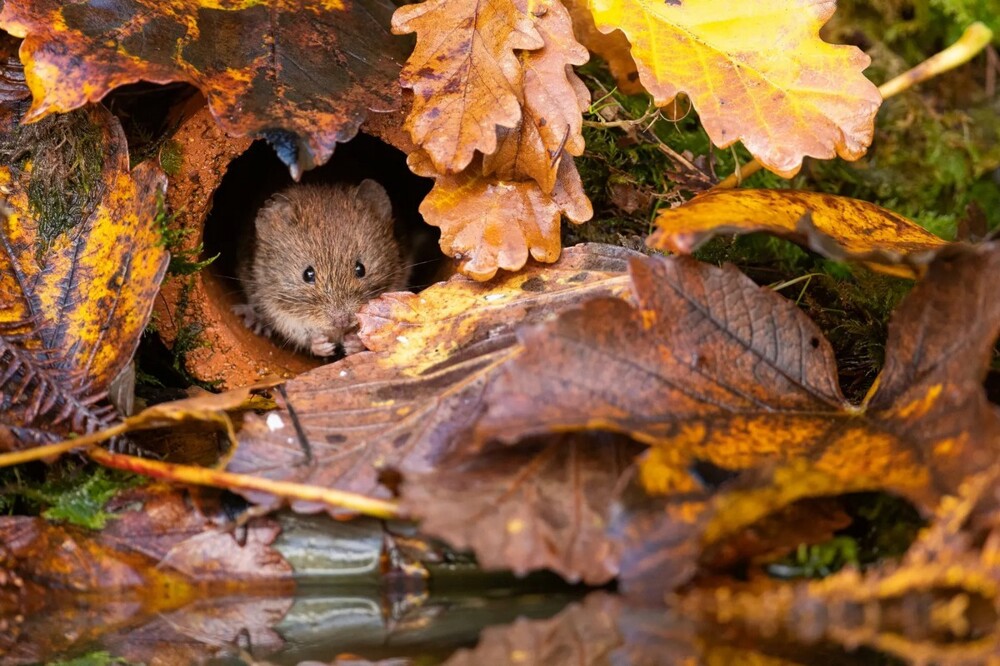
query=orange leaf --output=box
[0,104,167,446]
[0,0,410,177]
[410,150,592,280]
[587,0,882,176]
[650,189,948,278]
[482,0,591,194]
[392,0,542,174]
[561,0,642,94]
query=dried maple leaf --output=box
[226,244,637,511]
[472,243,1000,515]
[0,0,410,177]
[650,189,948,279]
[401,434,642,584]
[587,0,882,176]
[0,104,168,447]
[410,150,592,280]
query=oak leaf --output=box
[410,150,593,280]
[0,104,168,448]
[560,0,641,94]
[226,244,637,510]
[391,0,542,175]
[650,189,948,278]
[0,0,411,177]
[587,0,882,176]
[481,0,591,194]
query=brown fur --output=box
[236,180,409,355]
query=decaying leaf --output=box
[227,244,637,510]
[0,103,168,448]
[651,189,949,278]
[401,435,642,584]
[410,151,593,280]
[587,0,882,176]
[0,0,411,177]
[472,243,1000,516]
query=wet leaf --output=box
[410,151,592,281]
[227,244,638,511]
[401,435,642,584]
[0,104,167,447]
[650,189,949,278]
[0,0,411,177]
[472,243,1000,516]
[587,0,882,176]
[391,0,541,175]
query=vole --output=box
[234,180,409,357]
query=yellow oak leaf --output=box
[587,0,882,176]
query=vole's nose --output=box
[328,310,354,330]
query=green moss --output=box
[158,139,184,177]
[49,652,138,666]
[768,493,924,579]
[155,193,218,275]
[0,109,106,257]
[2,463,142,530]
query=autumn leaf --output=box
[0,103,168,448]
[394,0,594,280]
[226,244,637,510]
[401,435,642,584]
[472,243,1000,516]
[587,0,882,177]
[410,151,593,280]
[560,0,641,94]
[0,0,411,177]
[650,189,949,278]
[391,0,541,175]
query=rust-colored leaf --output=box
[0,0,411,177]
[401,435,642,584]
[391,0,541,175]
[587,0,882,176]
[650,189,949,278]
[226,244,637,511]
[482,0,591,194]
[410,151,593,281]
[0,104,168,447]
[472,244,1000,515]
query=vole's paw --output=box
[310,336,339,357]
[233,303,272,337]
[342,331,366,356]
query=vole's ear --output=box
[257,194,294,228]
[356,179,392,220]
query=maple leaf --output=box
[410,151,593,280]
[650,189,949,279]
[0,103,168,448]
[587,0,882,177]
[0,0,411,178]
[225,244,637,510]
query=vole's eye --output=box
[302,266,316,284]
[354,261,366,278]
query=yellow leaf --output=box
[587,0,882,176]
